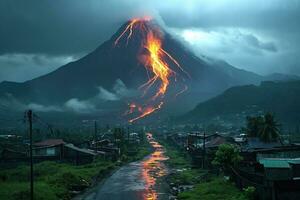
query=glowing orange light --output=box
[141,133,168,200]
[114,17,189,122]
[129,102,163,123]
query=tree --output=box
[246,116,263,137]
[212,144,242,173]
[245,113,280,142]
[259,113,280,142]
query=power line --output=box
[32,113,54,135]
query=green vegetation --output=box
[163,141,191,168]
[181,80,300,126]
[0,160,115,200]
[178,178,249,200]
[246,113,280,142]
[212,144,242,172]
[159,139,207,186]
[158,136,248,200]
[0,134,152,200]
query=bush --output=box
[212,144,242,171]
[243,186,255,200]
[178,178,248,200]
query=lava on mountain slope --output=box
[114,17,190,123]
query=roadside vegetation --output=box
[0,133,152,200]
[158,136,252,200]
[0,160,115,200]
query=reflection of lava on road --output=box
[142,133,169,200]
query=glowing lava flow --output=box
[114,17,189,123]
[142,133,168,200]
[114,19,139,46]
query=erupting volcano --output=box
[0,15,271,125]
[114,17,189,123]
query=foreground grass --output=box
[157,135,248,200]
[178,178,248,200]
[0,160,115,200]
[0,141,152,200]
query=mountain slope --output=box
[181,81,300,126]
[0,19,298,123]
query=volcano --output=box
[0,18,295,124]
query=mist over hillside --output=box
[180,80,300,127]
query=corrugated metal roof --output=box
[259,158,300,168]
[244,137,282,151]
[64,144,97,155]
[34,139,65,147]
[260,159,290,168]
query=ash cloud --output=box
[0,0,299,79]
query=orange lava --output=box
[114,17,189,122]
[128,102,163,123]
[142,133,168,200]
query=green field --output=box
[0,140,152,200]
[158,136,251,200]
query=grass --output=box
[178,178,248,200]
[159,139,192,168]
[0,139,152,200]
[122,141,153,163]
[157,136,249,200]
[0,160,116,200]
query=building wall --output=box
[33,146,61,157]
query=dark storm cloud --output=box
[0,54,74,82]
[0,0,299,81]
[0,0,299,55]
[0,0,126,55]
[243,34,277,53]
[0,0,155,82]
[159,0,300,31]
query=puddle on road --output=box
[77,132,169,200]
[142,133,169,200]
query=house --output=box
[73,140,91,149]
[34,139,65,147]
[63,144,98,165]
[32,139,65,160]
[186,133,236,167]
[32,139,101,164]
[127,132,141,144]
[242,137,283,152]
[234,145,300,200]
[0,148,27,161]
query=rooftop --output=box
[243,137,282,151]
[34,139,65,147]
[259,158,300,168]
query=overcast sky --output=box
[0,0,299,82]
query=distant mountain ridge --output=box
[180,80,300,126]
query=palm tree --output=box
[259,113,280,142]
[246,116,263,137]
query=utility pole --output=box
[27,110,34,200]
[127,126,130,143]
[203,130,206,169]
[94,120,97,153]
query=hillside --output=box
[181,81,300,126]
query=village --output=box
[0,126,144,165]
[0,124,152,199]
[155,114,300,200]
[0,113,300,200]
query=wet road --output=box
[81,133,169,200]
